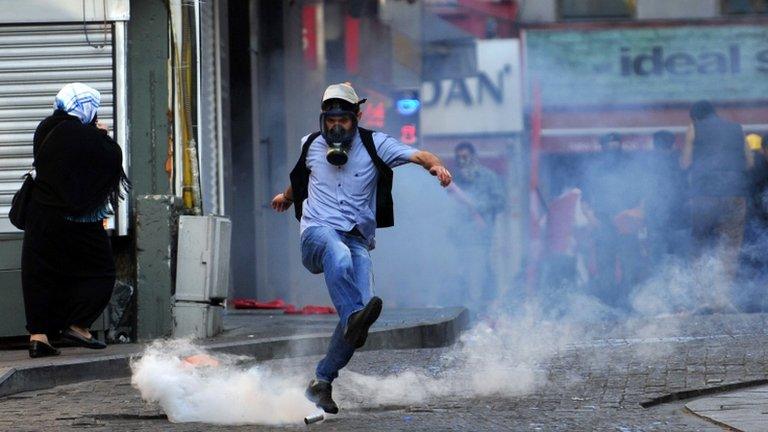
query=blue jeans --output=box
[301,225,374,383]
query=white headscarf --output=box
[54,83,101,124]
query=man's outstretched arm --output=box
[410,150,452,187]
[271,185,294,212]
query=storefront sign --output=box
[421,39,523,135]
[524,25,768,106]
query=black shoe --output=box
[344,296,383,349]
[305,379,339,414]
[61,328,107,349]
[29,340,60,358]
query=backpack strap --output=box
[300,131,323,164]
[358,128,386,170]
[358,127,395,228]
[289,131,322,221]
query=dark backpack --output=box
[288,127,394,228]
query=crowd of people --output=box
[537,100,768,313]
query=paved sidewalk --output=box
[0,307,468,398]
[686,384,768,432]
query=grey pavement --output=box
[3,312,768,431]
[0,307,468,398]
[686,385,768,432]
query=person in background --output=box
[681,100,751,284]
[743,133,768,247]
[645,130,689,264]
[447,141,505,310]
[746,134,768,223]
[583,133,646,310]
[539,185,596,298]
[22,83,130,358]
[740,134,768,311]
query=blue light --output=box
[396,99,420,116]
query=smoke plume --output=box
[130,339,315,425]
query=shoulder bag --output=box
[9,122,65,230]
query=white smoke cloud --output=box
[630,252,736,317]
[339,245,753,409]
[130,339,315,425]
[341,304,574,406]
[130,306,574,423]
[129,246,754,425]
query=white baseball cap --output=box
[322,82,367,105]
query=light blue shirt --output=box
[300,129,418,247]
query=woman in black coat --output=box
[23,83,129,358]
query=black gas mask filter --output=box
[319,101,358,166]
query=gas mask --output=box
[319,109,357,166]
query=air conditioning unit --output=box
[176,215,232,302]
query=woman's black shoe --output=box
[29,341,60,358]
[61,329,107,349]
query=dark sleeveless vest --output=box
[288,127,395,228]
[691,115,747,197]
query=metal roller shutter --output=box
[0,23,114,232]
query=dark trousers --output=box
[691,196,746,281]
[592,224,643,310]
[21,199,115,335]
[539,254,577,291]
[22,270,114,335]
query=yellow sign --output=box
[747,133,763,151]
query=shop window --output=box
[722,0,768,14]
[559,0,635,20]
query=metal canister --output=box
[304,413,325,425]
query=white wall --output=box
[421,39,524,135]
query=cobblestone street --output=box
[4,313,768,431]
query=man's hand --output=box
[411,150,451,187]
[429,165,452,187]
[271,193,293,212]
